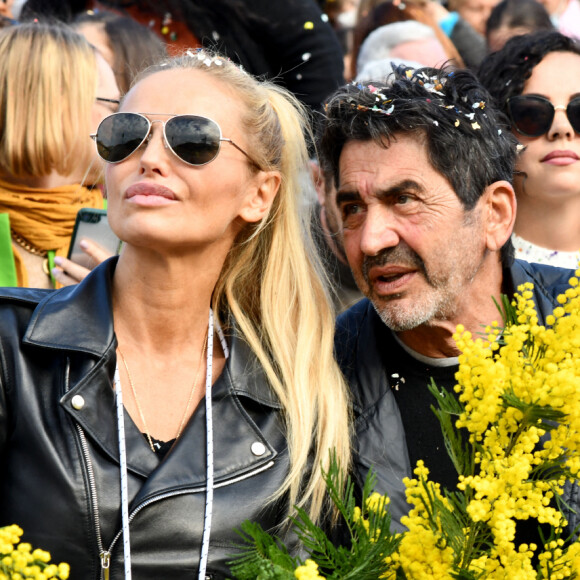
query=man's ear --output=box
[309,160,326,207]
[482,180,517,252]
[238,170,281,224]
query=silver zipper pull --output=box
[100,550,111,580]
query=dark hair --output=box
[485,0,553,40]
[478,30,580,114]
[317,66,518,264]
[74,10,167,93]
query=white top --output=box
[512,233,580,270]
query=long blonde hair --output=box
[0,23,96,179]
[137,51,352,523]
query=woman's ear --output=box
[238,170,281,223]
[483,180,517,252]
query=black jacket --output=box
[335,259,576,531]
[0,259,293,579]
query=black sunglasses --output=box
[507,95,580,137]
[91,112,257,167]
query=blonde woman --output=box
[0,49,351,579]
[0,23,120,288]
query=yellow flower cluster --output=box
[387,462,455,579]
[451,275,580,577]
[0,525,69,580]
[294,559,325,580]
[376,275,580,579]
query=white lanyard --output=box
[113,309,229,579]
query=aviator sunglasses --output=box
[91,112,257,167]
[507,95,580,137]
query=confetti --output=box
[304,21,314,29]
[433,120,439,126]
[321,13,329,22]
[471,122,481,130]
[302,52,311,61]
[455,119,460,127]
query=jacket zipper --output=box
[76,424,112,580]
[76,422,274,579]
[65,358,112,580]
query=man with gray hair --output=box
[317,66,574,530]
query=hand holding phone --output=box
[67,208,121,270]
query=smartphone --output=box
[67,208,121,270]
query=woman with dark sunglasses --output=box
[479,30,580,269]
[0,50,352,578]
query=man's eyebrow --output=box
[376,179,425,200]
[336,179,425,206]
[335,190,361,206]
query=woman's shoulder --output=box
[0,287,53,317]
[0,287,54,337]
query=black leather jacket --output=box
[0,259,293,579]
[335,259,577,532]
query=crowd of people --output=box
[0,0,579,578]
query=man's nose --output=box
[359,207,400,256]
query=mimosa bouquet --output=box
[0,525,70,579]
[228,271,580,579]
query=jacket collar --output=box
[22,258,284,492]
[23,257,117,357]
[23,256,280,407]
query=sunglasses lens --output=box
[567,99,580,133]
[165,116,221,165]
[96,113,150,163]
[509,97,553,137]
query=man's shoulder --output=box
[335,299,396,412]
[508,260,576,318]
[335,299,375,364]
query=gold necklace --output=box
[11,229,51,275]
[10,229,48,257]
[117,334,208,453]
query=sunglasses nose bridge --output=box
[143,119,170,151]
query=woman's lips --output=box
[125,183,178,206]
[541,150,580,166]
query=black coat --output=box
[0,258,293,579]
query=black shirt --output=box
[377,323,459,491]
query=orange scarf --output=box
[0,179,104,287]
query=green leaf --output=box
[429,381,472,477]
